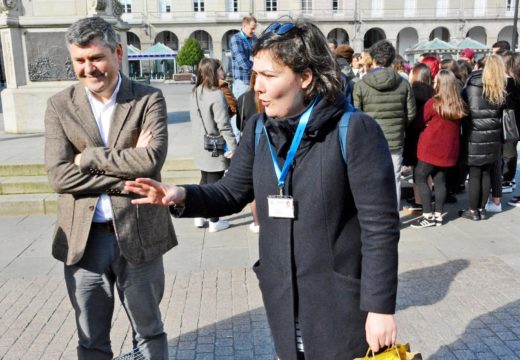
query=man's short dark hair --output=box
[369,40,396,67]
[65,16,118,52]
[492,40,511,51]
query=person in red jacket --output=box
[412,70,467,228]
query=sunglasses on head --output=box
[264,22,296,36]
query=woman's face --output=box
[253,50,312,119]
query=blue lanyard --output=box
[264,97,319,194]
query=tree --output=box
[177,38,204,72]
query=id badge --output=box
[267,195,294,218]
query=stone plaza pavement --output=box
[1,84,520,359]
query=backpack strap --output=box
[254,115,263,153]
[338,105,355,164]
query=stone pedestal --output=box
[1,0,129,133]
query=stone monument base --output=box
[2,84,69,133]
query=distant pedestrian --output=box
[411,70,466,228]
[492,40,511,54]
[230,16,257,99]
[353,40,417,208]
[460,55,506,221]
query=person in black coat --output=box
[460,55,505,220]
[125,19,399,360]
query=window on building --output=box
[436,0,448,16]
[474,0,486,16]
[193,0,204,12]
[227,0,238,11]
[120,0,132,13]
[404,0,415,17]
[266,0,277,11]
[332,0,339,12]
[160,0,171,12]
[371,0,383,17]
[302,0,312,14]
[506,0,513,11]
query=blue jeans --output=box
[64,225,167,360]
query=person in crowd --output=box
[230,16,257,99]
[44,17,176,359]
[216,59,237,117]
[352,53,362,77]
[190,58,237,232]
[440,58,464,90]
[492,40,511,54]
[392,55,409,80]
[411,70,466,228]
[420,55,440,82]
[460,55,505,220]
[125,19,400,360]
[335,44,356,80]
[236,72,263,233]
[359,50,373,78]
[327,37,337,51]
[505,53,520,208]
[353,40,416,209]
[459,48,475,65]
[457,59,473,84]
[402,63,434,214]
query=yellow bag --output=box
[354,343,422,360]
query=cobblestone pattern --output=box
[2,257,520,359]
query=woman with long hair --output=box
[125,19,399,360]
[402,63,433,213]
[190,58,237,232]
[411,70,466,228]
[460,55,506,220]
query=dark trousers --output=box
[65,226,168,360]
[503,141,518,182]
[414,160,447,214]
[199,170,225,222]
[490,158,503,198]
[468,164,492,210]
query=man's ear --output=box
[301,68,313,90]
[116,43,123,64]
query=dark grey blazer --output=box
[45,74,177,265]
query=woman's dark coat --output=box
[461,70,503,166]
[175,96,400,360]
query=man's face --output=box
[68,38,122,100]
[243,21,257,37]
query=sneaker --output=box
[458,209,480,221]
[194,217,207,228]
[485,200,502,213]
[502,182,514,194]
[434,215,443,226]
[479,209,488,220]
[208,219,230,232]
[411,216,436,228]
[249,222,260,233]
[507,196,520,207]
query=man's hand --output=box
[136,129,152,148]
[365,312,397,353]
[74,153,82,166]
[124,178,186,206]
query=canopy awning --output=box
[129,42,177,60]
[405,38,456,55]
[449,37,490,51]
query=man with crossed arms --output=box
[45,17,176,359]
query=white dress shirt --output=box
[85,75,122,223]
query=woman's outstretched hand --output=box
[124,178,186,206]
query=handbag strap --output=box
[195,88,210,135]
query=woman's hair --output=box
[420,56,440,80]
[505,52,520,85]
[193,58,220,92]
[247,72,265,112]
[482,55,506,106]
[409,63,431,86]
[457,60,472,83]
[433,70,466,121]
[392,55,406,73]
[440,59,462,82]
[252,18,341,102]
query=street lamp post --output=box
[513,0,519,51]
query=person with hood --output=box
[353,40,416,207]
[125,19,400,360]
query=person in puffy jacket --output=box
[459,55,505,221]
[353,40,416,207]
